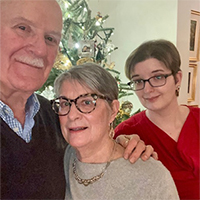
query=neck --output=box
[75,139,124,163]
[0,86,33,126]
[76,139,115,163]
[146,105,179,122]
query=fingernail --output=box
[143,155,148,160]
[130,157,136,163]
[124,153,128,159]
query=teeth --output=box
[16,56,44,68]
[70,127,85,131]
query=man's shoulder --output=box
[36,93,50,104]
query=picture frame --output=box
[189,10,200,62]
[187,63,197,102]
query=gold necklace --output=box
[72,141,116,186]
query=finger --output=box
[151,151,158,160]
[127,140,145,163]
[116,135,130,148]
[140,145,154,161]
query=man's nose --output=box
[26,34,47,57]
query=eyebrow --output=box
[131,69,165,79]
[11,17,62,39]
[11,17,35,26]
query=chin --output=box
[69,139,88,149]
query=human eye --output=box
[14,24,31,35]
[153,75,165,80]
[60,100,70,108]
[79,97,95,107]
[45,35,58,45]
[83,99,94,106]
[132,79,143,85]
[18,25,26,31]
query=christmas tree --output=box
[38,0,133,102]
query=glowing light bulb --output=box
[75,43,80,48]
[95,21,100,26]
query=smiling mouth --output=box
[144,96,159,101]
[69,127,87,132]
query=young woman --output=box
[115,39,199,200]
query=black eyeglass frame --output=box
[127,73,173,91]
[51,93,112,116]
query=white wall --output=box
[88,0,200,111]
[88,0,178,112]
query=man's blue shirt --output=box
[0,93,40,143]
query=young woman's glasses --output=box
[128,73,173,91]
[51,93,111,116]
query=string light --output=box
[95,21,100,26]
[75,43,80,49]
[64,2,69,8]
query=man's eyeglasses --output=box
[51,93,111,116]
[128,73,173,91]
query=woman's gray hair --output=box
[54,62,119,101]
[125,39,181,80]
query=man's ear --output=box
[110,100,120,123]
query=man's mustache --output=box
[14,55,44,68]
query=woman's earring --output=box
[109,122,115,139]
[175,85,180,96]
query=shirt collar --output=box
[26,93,40,118]
[0,93,40,119]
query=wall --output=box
[177,0,200,106]
[88,0,200,111]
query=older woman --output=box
[115,39,200,199]
[51,63,179,200]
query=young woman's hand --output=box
[116,134,158,163]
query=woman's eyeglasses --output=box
[51,93,111,116]
[128,73,173,91]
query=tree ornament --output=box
[78,40,95,58]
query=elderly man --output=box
[0,0,67,199]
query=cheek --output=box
[47,48,58,66]
[43,48,58,77]
[59,117,67,130]
[90,110,110,131]
[135,91,143,100]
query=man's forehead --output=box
[1,0,63,31]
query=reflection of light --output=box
[75,43,80,48]
[49,86,53,91]
[84,7,87,12]
[64,60,71,66]
[95,21,100,26]
[82,26,85,30]
[65,2,69,8]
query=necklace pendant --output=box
[83,180,90,186]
